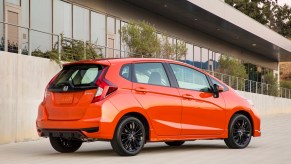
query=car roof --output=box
[64,58,207,73]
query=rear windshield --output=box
[48,64,104,92]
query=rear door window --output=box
[49,64,104,92]
[133,63,170,87]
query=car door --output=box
[168,63,226,135]
[132,62,182,136]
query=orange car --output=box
[36,58,261,156]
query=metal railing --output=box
[1,21,291,99]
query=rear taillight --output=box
[42,73,59,104]
[92,78,118,103]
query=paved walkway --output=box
[0,114,291,164]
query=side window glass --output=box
[120,64,131,80]
[133,63,170,87]
[170,64,210,91]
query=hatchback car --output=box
[36,58,261,156]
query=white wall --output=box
[237,91,291,115]
[0,52,61,144]
[0,52,290,144]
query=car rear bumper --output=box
[36,119,101,139]
[36,99,120,140]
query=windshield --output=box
[48,64,104,92]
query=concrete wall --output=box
[0,52,290,145]
[0,52,61,144]
[237,91,291,115]
[71,0,278,71]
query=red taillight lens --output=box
[92,78,117,103]
[42,73,59,104]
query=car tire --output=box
[49,137,82,153]
[165,141,185,146]
[111,116,146,156]
[224,114,252,149]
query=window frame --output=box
[167,63,213,93]
[131,62,172,88]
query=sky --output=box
[277,0,291,6]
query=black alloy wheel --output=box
[224,114,252,149]
[49,137,82,153]
[111,116,146,156]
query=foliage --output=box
[31,34,102,64]
[280,80,291,89]
[120,20,160,58]
[218,55,248,79]
[264,72,279,96]
[225,0,291,38]
[120,20,187,60]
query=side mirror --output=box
[213,84,223,98]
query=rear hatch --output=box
[45,64,105,120]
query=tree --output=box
[225,0,291,38]
[225,0,273,25]
[218,55,248,79]
[264,72,279,96]
[120,20,187,60]
[119,20,160,58]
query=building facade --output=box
[1,0,291,83]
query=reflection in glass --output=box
[31,0,52,33]
[194,46,201,68]
[73,5,89,41]
[201,48,208,70]
[6,0,20,5]
[184,43,193,65]
[91,11,105,46]
[107,17,115,34]
[208,50,213,71]
[214,53,221,71]
[115,19,121,58]
[0,0,4,51]
[31,31,52,53]
[54,0,72,38]
[121,21,129,58]
[21,0,29,27]
[31,0,52,53]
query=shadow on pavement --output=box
[41,143,227,157]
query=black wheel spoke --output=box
[119,120,144,153]
[232,117,251,146]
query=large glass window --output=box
[31,0,52,52]
[214,52,221,71]
[121,21,129,58]
[133,63,170,87]
[6,0,20,5]
[73,5,89,41]
[208,50,213,71]
[31,0,52,33]
[21,0,29,54]
[115,19,121,58]
[91,11,105,45]
[54,0,72,38]
[185,43,193,65]
[107,16,115,34]
[194,46,201,68]
[0,0,4,51]
[170,64,210,91]
[201,48,208,70]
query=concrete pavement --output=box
[0,113,291,164]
